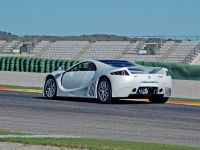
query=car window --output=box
[68,62,96,72]
[98,60,137,67]
[87,62,96,71]
[166,71,171,76]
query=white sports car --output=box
[43,60,172,103]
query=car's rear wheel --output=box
[148,96,168,103]
[97,78,112,104]
[44,77,57,99]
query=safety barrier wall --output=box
[0,57,79,73]
[1,57,200,80]
[137,61,200,81]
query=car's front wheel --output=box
[44,77,57,99]
[97,78,112,104]
[148,96,168,103]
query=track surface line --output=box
[0,90,200,147]
[0,87,200,106]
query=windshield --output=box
[98,60,137,67]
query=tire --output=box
[97,78,112,104]
[148,96,168,103]
[44,77,57,99]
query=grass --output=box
[0,137,199,150]
[0,130,28,135]
[0,130,199,150]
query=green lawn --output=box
[0,130,27,135]
[0,130,199,150]
[0,137,199,150]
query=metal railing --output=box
[128,36,200,41]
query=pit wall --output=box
[1,56,200,81]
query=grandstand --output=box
[122,54,161,62]
[81,41,129,59]
[0,38,200,64]
[0,41,20,53]
[165,41,200,63]
[191,53,200,64]
[32,41,50,54]
[40,41,89,60]
[159,41,176,56]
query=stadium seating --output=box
[165,41,200,63]
[1,40,200,64]
[125,42,142,54]
[41,41,89,60]
[189,45,200,65]
[32,41,50,54]
[81,41,129,59]
[122,54,161,62]
[0,40,6,52]
[159,41,175,55]
[0,41,20,53]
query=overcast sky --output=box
[0,0,200,36]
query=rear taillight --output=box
[110,70,129,76]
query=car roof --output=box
[97,59,131,63]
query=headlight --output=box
[110,70,129,76]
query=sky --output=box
[0,0,200,36]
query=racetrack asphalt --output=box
[0,90,200,147]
